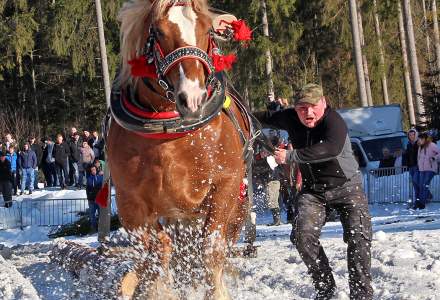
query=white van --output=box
[337,104,408,173]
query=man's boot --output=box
[267,208,281,226]
[314,272,336,300]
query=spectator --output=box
[42,137,57,187]
[405,128,419,192]
[29,137,43,190]
[79,141,95,188]
[90,131,104,160]
[5,146,18,195]
[19,143,37,195]
[4,133,15,151]
[83,130,92,146]
[379,147,396,168]
[53,134,70,189]
[0,151,13,208]
[414,132,440,209]
[86,165,103,231]
[93,158,105,175]
[68,133,81,187]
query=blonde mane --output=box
[117,0,210,87]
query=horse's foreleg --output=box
[202,183,240,300]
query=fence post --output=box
[19,201,23,230]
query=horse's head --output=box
[120,0,220,120]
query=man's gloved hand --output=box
[274,148,287,164]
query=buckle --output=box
[158,79,169,90]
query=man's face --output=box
[56,136,63,144]
[5,134,12,142]
[71,127,77,135]
[29,138,35,144]
[408,131,416,142]
[90,167,97,175]
[92,131,98,138]
[294,98,327,128]
[383,149,390,157]
[8,147,14,154]
[24,144,29,151]
[0,155,5,162]
[84,131,90,137]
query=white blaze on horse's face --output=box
[168,5,207,114]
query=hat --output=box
[295,83,323,105]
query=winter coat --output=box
[79,146,95,170]
[0,159,13,182]
[69,141,81,163]
[417,142,440,172]
[5,152,18,172]
[53,142,70,166]
[30,143,43,166]
[86,173,103,201]
[405,141,419,168]
[19,150,37,169]
[44,142,55,164]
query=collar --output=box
[110,74,226,140]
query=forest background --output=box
[1,0,439,141]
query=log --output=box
[50,240,139,299]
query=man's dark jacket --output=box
[53,142,70,166]
[69,140,81,163]
[0,159,13,182]
[19,150,37,169]
[255,106,360,191]
[31,143,43,166]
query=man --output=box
[90,131,104,160]
[0,151,13,207]
[53,134,70,189]
[5,146,18,195]
[379,147,395,169]
[4,133,15,151]
[86,165,103,231]
[68,133,81,187]
[256,84,373,299]
[19,143,37,195]
[405,129,419,198]
[29,137,43,190]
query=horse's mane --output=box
[117,0,210,87]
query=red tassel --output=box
[128,56,158,78]
[96,182,109,208]
[212,53,237,72]
[230,20,252,41]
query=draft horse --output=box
[106,0,253,298]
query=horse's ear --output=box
[211,13,238,41]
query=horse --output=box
[106,0,253,298]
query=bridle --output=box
[140,1,219,102]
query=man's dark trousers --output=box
[294,178,373,299]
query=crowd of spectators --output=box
[0,127,105,209]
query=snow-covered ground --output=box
[1,188,440,299]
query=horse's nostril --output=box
[177,92,188,107]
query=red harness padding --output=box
[239,182,247,203]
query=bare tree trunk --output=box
[349,0,368,107]
[261,0,275,100]
[402,0,426,125]
[30,50,40,137]
[422,0,433,68]
[95,0,112,242]
[398,1,416,126]
[432,0,440,73]
[357,0,373,106]
[373,0,390,105]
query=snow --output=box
[1,188,440,299]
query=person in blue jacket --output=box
[86,165,103,231]
[5,145,18,195]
